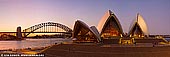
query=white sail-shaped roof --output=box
[90,26,101,41]
[73,20,101,42]
[129,13,149,36]
[97,10,112,33]
[97,10,124,35]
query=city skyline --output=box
[0,0,170,35]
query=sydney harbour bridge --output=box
[0,22,72,40]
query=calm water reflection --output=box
[165,38,170,41]
[0,38,69,50]
[0,38,169,50]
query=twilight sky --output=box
[0,0,169,35]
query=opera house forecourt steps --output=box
[42,44,170,57]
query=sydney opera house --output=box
[128,13,149,38]
[72,10,167,44]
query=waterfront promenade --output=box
[42,44,170,57]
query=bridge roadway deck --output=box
[42,44,170,57]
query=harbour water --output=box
[165,38,170,41]
[0,38,169,50]
[0,38,70,50]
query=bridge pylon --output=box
[16,26,22,40]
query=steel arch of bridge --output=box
[23,22,72,37]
